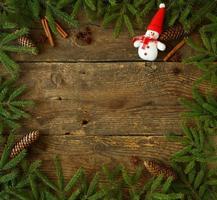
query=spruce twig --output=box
[0,28,37,77]
[0,79,34,130]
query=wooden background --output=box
[10,23,202,180]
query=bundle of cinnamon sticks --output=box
[41,17,68,47]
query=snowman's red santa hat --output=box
[147,3,165,34]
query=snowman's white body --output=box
[138,40,158,61]
[134,30,166,61]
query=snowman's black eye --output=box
[144,53,147,55]
[147,46,150,48]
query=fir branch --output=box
[27,0,40,21]
[103,1,138,37]
[54,155,65,199]
[64,167,83,192]
[29,174,38,200]
[0,50,19,78]
[36,170,59,192]
[170,123,217,199]
[0,134,34,200]
[0,1,217,200]
[0,79,33,130]
[0,133,15,168]
[0,28,29,45]
[180,88,217,134]
[0,28,37,77]
[3,150,27,170]
[47,2,78,28]
[71,0,103,21]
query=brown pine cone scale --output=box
[18,36,36,48]
[159,24,188,42]
[144,159,177,180]
[10,130,40,158]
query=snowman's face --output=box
[145,30,159,39]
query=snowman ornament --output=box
[133,3,166,61]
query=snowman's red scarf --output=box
[132,35,157,49]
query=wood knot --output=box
[150,63,157,70]
[172,67,181,76]
[109,98,127,109]
[80,70,86,75]
[144,63,158,72]
[94,143,106,152]
[82,119,89,126]
[51,73,62,87]
[144,101,154,106]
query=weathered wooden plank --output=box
[15,62,204,136]
[27,135,182,180]
[12,26,194,62]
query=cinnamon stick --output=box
[163,39,186,62]
[44,17,68,39]
[41,18,49,38]
[41,18,54,47]
[44,18,54,47]
[55,22,68,38]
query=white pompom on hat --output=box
[159,3,165,8]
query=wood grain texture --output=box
[12,26,195,62]
[13,62,204,136]
[1,19,205,183]
[26,134,183,180]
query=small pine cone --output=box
[10,130,40,158]
[144,159,177,180]
[18,36,36,48]
[159,24,188,42]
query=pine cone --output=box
[17,36,38,54]
[159,24,188,42]
[144,159,177,180]
[18,35,36,48]
[10,130,40,158]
